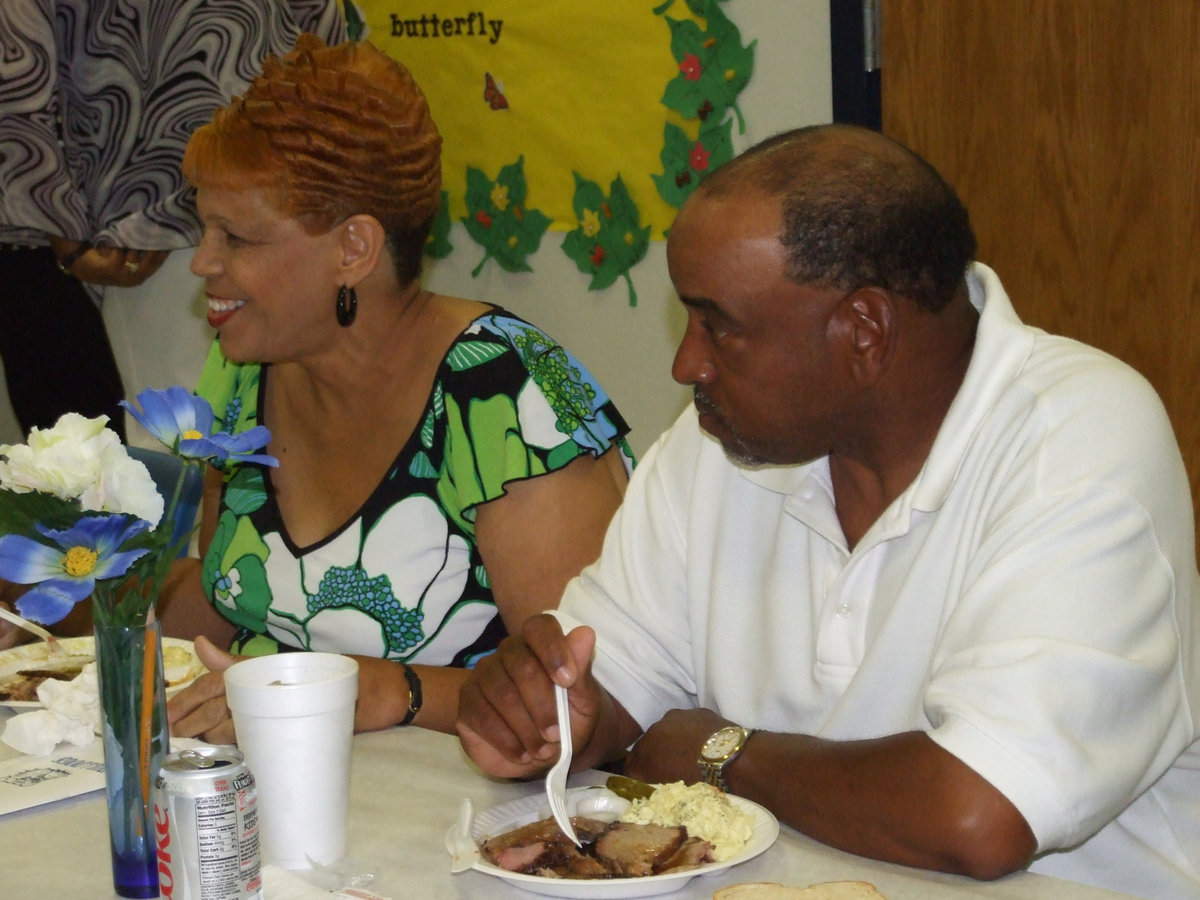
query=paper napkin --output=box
[1,663,100,757]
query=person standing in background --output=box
[0,0,345,443]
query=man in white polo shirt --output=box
[456,125,1200,899]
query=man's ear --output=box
[838,287,895,386]
[336,214,386,284]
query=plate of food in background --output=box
[0,636,206,707]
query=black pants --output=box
[0,245,126,441]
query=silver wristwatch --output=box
[698,724,755,792]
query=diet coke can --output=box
[154,746,263,900]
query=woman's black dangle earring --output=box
[336,284,358,327]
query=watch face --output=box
[702,726,744,760]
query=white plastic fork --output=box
[444,797,477,874]
[545,683,581,846]
[0,606,63,658]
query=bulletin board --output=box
[347,0,756,305]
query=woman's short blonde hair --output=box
[183,33,442,285]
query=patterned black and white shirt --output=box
[0,0,344,250]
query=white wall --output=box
[0,1,832,458]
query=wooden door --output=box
[881,0,1200,545]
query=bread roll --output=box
[713,881,885,899]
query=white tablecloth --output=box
[0,718,1138,900]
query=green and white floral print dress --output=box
[196,311,633,667]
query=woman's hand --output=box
[166,635,243,744]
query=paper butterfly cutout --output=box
[484,72,509,110]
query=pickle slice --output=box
[605,774,656,801]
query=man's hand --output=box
[624,707,733,786]
[48,235,168,287]
[457,614,604,779]
[75,245,169,287]
[166,635,243,744]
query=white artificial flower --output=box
[0,413,162,523]
[0,414,111,499]
[82,448,163,524]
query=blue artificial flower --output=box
[122,387,277,467]
[0,515,151,624]
[204,430,279,467]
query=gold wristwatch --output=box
[698,724,755,792]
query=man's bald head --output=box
[694,125,976,312]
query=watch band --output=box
[399,663,422,726]
[698,725,756,792]
[55,241,92,275]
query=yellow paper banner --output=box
[356,1,700,235]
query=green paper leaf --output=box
[494,207,553,274]
[652,118,735,210]
[460,157,551,277]
[561,173,650,306]
[696,115,736,168]
[652,123,696,208]
[667,17,705,62]
[654,0,726,22]
[662,2,756,130]
[495,157,531,207]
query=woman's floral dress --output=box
[196,311,633,667]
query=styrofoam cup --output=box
[224,652,359,869]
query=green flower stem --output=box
[164,462,189,532]
[165,459,203,558]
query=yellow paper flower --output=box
[490,183,510,211]
[581,208,601,237]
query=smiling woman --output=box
[160,34,634,743]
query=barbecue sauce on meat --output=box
[480,815,715,879]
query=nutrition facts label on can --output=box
[156,746,262,900]
[195,792,243,886]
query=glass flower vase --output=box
[94,615,169,899]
